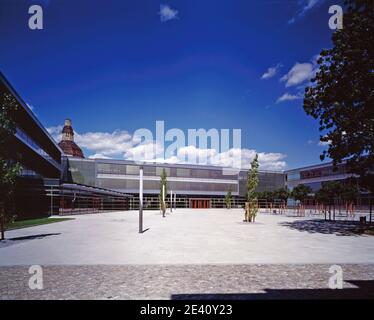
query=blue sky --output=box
[0,0,343,170]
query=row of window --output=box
[300,166,346,179]
[16,127,60,169]
[287,165,347,181]
[20,167,39,177]
[97,178,237,192]
[96,163,237,180]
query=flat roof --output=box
[61,183,132,197]
[65,156,285,174]
[285,160,346,173]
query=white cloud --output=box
[280,62,316,87]
[159,4,179,22]
[76,130,133,157]
[276,92,302,103]
[289,0,324,24]
[89,153,111,159]
[125,141,164,161]
[47,126,287,171]
[167,146,286,171]
[47,126,135,158]
[261,63,282,80]
[211,148,287,171]
[177,145,217,165]
[47,125,63,141]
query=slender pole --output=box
[170,190,173,213]
[139,166,143,233]
[162,184,165,217]
[370,198,372,225]
[50,186,53,216]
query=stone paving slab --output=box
[1,209,373,265]
[1,264,374,300]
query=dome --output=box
[58,119,84,158]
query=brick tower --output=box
[58,119,84,158]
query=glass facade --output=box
[285,163,353,192]
[1,72,63,218]
[65,158,286,197]
[96,178,237,193]
[286,171,300,181]
[16,127,61,169]
[299,164,346,179]
[20,165,39,177]
[238,170,285,196]
[286,164,348,182]
[65,158,96,186]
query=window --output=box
[126,165,140,175]
[287,171,300,181]
[176,168,190,177]
[156,167,170,176]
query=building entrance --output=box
[189,198,211,209]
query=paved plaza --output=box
[1,209,374,299]
[1,209,373,265]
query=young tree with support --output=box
[159,168,167,218]
[245,154,259,222]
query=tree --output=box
[159,168,167,217]
[258,190,274,203]
[273,187,290,203]
[303,0,374,193]
[314,180,359,205]
[225,186,232,209]
[315,188,330,206]
[291,184,312,204]
[245,154,259,222]
[320,181,343,204]
[0,92,22,240]
[340,179,359,203]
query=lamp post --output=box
[139,165,143,233]
[162,184,166,217]
[170,190,173,213]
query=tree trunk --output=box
[0,204,4,241]
[244,202,250,222]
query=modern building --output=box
[2,72,370,217]
[0,72,62,219]
[63,157,286,209]
[0,73,130,218]
[285,162,357,192]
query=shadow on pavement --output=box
[0,233,61,248]
[278,219,368,236]
[171,280,374,300]
[8,233,61,241]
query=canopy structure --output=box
[57,183,132,215]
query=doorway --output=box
[189,198,211,209]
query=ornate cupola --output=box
[58,119,84,158]
[62,119,74,141]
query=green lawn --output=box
[5,217,74,230]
